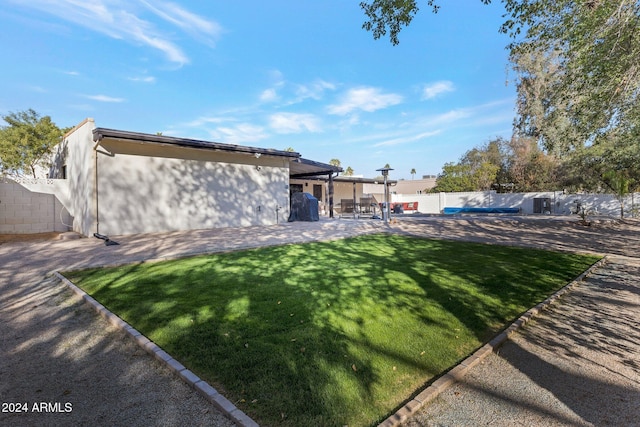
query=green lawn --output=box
[64,234,600,427]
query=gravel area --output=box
[403,254,640,427]
[1,216,638,426]
[0,260,236,427]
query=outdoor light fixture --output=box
[376,167,393,224]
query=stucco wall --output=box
[0,179,72,234]
[95,151,290,235]
[51,119,97,236]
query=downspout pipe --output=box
[94,150,99,234]
[93,138,102,235]
[91,136,114,235]
[92,135,117,240]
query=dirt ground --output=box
[394,215,640,258]
[0,232,62,244]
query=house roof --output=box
[93,127,300,158]
[92,127,341,177]
[289,157,342,178]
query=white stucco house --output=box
[47,118,341,237]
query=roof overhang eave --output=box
[92,127,301,159]
[289,157,342,178]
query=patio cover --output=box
[288,157,342,178]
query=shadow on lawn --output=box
[71,234,598,427]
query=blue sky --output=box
[0,0,516,180]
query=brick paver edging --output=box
[53,272,259,427]
[377,256,608,427]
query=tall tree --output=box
[504,136,560,192]
[498,1,638,197]
[432,136,563,193]
[360,1,640,188]
[0,109,67,178]
[410,168,416,179]
[507,0,640,189]
[601,169,636,219]
[432,162,476,192]
[360,0,491,45]
[344,166,355,176]
[432,142,501,192]
[461,147,500,191]
[563,143,640,217]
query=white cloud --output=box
[260,88,279,103]
[435,109,469,122]
[269,113,321,134]
[422,81,455,99]
[258,69,287,103]
[294,80,336,101]
[83,94,125,103]
[328,87,403,115]
[9,0,223,66]
[122,13,189,64]
[185,116,233,127]
[128,75,156,83]
[267,69,285,83]
[373,130,442,147]
[258,72,336,106]
[209,123,267,144]
[139,0,223,41]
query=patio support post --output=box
[328,173,334,218]
[353,181,357,219]
[376,167,393,224]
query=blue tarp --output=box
[443,207,520,215]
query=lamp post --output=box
[376,167,393,224]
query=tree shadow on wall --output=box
[96,154,287,235]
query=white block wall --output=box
[392,190,640,218]
[0,180,72,234]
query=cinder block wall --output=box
[392,190,640,217]
[0,180,71,234]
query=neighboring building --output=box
[49,119,340,236]
[392,176,437,195]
